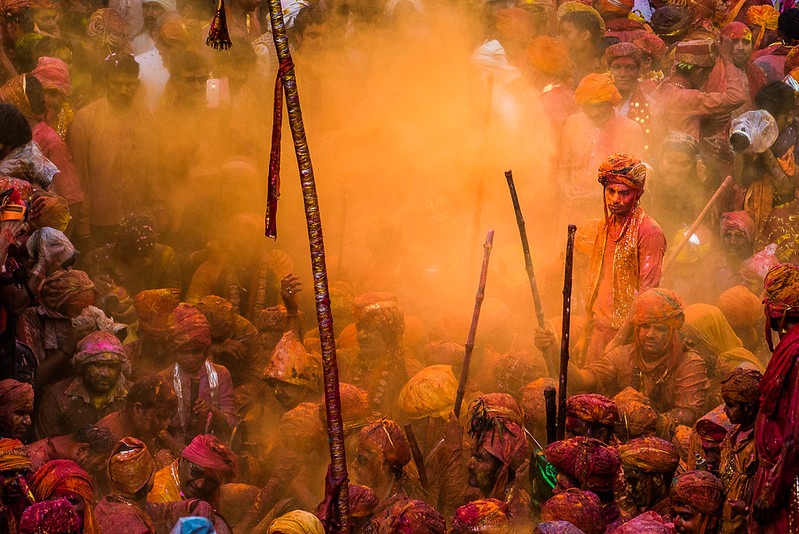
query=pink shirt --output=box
[33,122,85,204]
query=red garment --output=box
[181,434,237,480]
[32,122,84,205]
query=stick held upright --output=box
[556,225,577,442]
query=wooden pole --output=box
[556,225,576,441]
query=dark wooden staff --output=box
[454,229,495,418]
[504,170,545,327]
[404,424,429,490]
[556,225,577,441]
[544,385,557,444]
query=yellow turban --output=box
[267,510,324,534]
[398,364,458,420]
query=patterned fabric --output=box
[450,499,509,533]
[566,393,619,426]
[619,437,680,473]
[545,437,622,493]
[398,365,457,420]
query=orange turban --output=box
[631,288,685,329]
[29,460,98,534]
[107,437,155,497]
[0,437,31,471]
[326,382,374,434]
[574,73,621,107]
[616,400,658,440]
[451,499,509,533]
[398,365,457,420]
[527,36,574,79]
[746,5,778,49]
[619,437,679,473]
[134,288,181,338]
[0,379,33,428]
[597,153,647,192]
[670,470,724,516]
[520,377,557,428]
[566,393,619,427]
[359,419,411,468]
[720,368,762,404]
[262,331,322,390]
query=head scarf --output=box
[670,470,724,516]
[166,303,212,352]
[267,510,324,534]
[545,437,621,493]
[134,288,181,338]
[715,284,763,335]
[609,511,673,533]
[450,499,509,533]
[616,400,658,440]
[527,36,574,78]
[181,434,237,480]
[721,21,752,42]
[0,437,31,471]
[39,270,95,315]
[279,402,324,448]
[632,33,667,63]
[359,419,411,468]
[541,489,604,534]
[566,393,619,427]
[719,211,755,244]
[520,377,557,428]
[170,517,214,534]
[27,227,75,267]
[29,459,97,534]
[467,393,525,428]
[619,436,679,474]
[694,405,732,448]
[675,39,718,68]
[574,73,622,107]
[604,42,643,67]
[73,330,130,375]
[86,8,131,53]
[19,498,80,534]
[348,484,379,518]
[0,75,34,119]
[107,437,155,497]
[0,379,33,427]
[684,303,765,371]
[262,331,322,390]
[720,368,762,404]
[651,5,692,40]
[597,153,647,192]
[196,295,236,341]
[632,288,684,328]
[398,365,457,420]
[746,5,778,49]
[31,56,71,96]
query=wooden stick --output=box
[662,175,733,274]
[454,229,495,418]
[264,1,349,528]
[404,424,428,490]
[557,225,577,441]
[504,170,545,327]
[544,385,557,445]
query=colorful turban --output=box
[196,295,236,341]
[450,499,508,533]
[86,8,131,53]
[609,511,673,533]
[763,263,799,321]
[616,400,658,440]
[19,498,80,534]
[719,211,755,244]
[574,73,622,107]
[0,437,31,471]
[651,5,692,40]
[694,405,731,447]
[28,191,71,232]
[632,33,667,62]
[398,364,457,419]
[359,419,411,468]
[535,522,586,534]
[786,46,799,76]
[746,5,778,49]
[597,153,647,193]
[675,39,718,68]
[73,330,130,375]
[134,288,181,337]
[352,292,404,344]
[545,437,622,493]
[618,437,679,474]
[632,288,685,329]
[267,510,324,534]
[263,331,322,389]
[29,459,97,534]
[495,350,548,395]
[520,377,557,428]
[720,368,762,404]
[378,499,447,534]
[31,56,71,96]
[721,21,752,42]
[541,489,604,534]
[715,285,762,333]
[181,434,238,480]
[107,437,155,497]
[670,470,724,516]
[604,42,643,67]
[0,379,33,425]
[527,36,574,78]
[39,270,95,315]
[467,393,525,428]
[279,402,324,447]
[348,484,379,518]
[166,303,212,351]
[566,393,619,427]
[0,75,34,119]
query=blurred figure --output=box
[132,0,177,55]
[0,379,33,440]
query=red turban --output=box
[29,459,97,534]
[86,8,131,53]
[167,303,212,351]
[196,295,236,341]
[670,470,724,516]
[19,498,80,534]
[674,39,718,68]
[720,21,752,42]
[467,393,525,428]
[598,153,647,192]
[604,42,643,67]
[181,434,238,480]
[107,437,154,497]
[541,489,604,534]
[632,288,685,328]
[618,437,679,474]
[359,419,411,468]
[0,379,33,426]
[720,368,762,404]
[0,0,28,16]
[31,56,71,96]
[545,437,621,493]
[450,499,509,533]
[527,36,574,79]
[375,499,446,534]
[39,270,95,314]
[566,393,619,427]
[610,511,673,533]
[574,73,622,107]
[719,211,755,244]
[632,33,666,62]
[134,288,181,338]
[597,0,634,17]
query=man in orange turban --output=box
[29,459,98,533]
[619,437,680,515]
[670,470,724,534]
[565,393,619,443]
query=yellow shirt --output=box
[147,459,182,503]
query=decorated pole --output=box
[556,225,577,441]
[262,0,349,528]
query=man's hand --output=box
[534,324,557,352]
[209,339,248,362]
[719,35,734,63]
[0,220,25,244]
[280,273,302,313]
[727,498,749,516]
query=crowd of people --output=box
[3,0,799,531]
